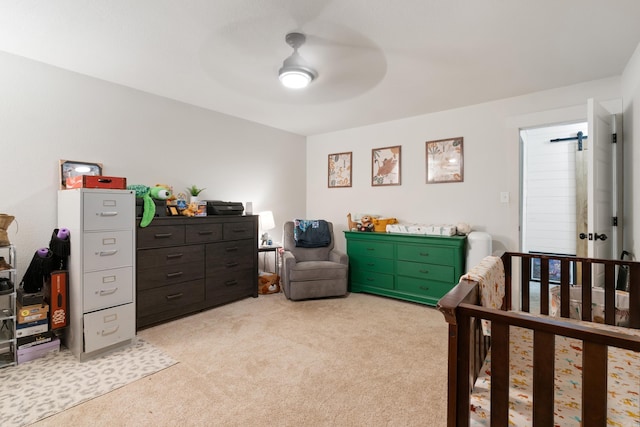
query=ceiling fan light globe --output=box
[279,69,313,89]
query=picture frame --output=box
[59,159,103,189]
[530,252,576,285]
[328,152,352,188]
[426,137,464,183]
[372,145,401,186]
[168,206,180,216]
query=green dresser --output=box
[344,231,466,306]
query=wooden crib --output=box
[437,251,640,426]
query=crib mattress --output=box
[470,322,640,426]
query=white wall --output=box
[0,52,306,274]
[622,42,640,258]
[307,78,622,254]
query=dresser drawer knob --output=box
[366,263,375,266]
[198,231,213,235]
[419,286,430,291]
[226,247,239,252]
[419,269,429,274]
[154,233,173,239]
[420,252,430,257]
[366,248,375,251]
[226,261,239,268]
[166,293,183,301]
[224,280,238,286]
[366,278,376,282]
[166,271,183,278]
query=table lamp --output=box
[259,211,276,246]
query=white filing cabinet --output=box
[58,188,136,361]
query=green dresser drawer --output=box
[348,240,394,259]
[351,270,394,290]
[350,256,394,274]
[397,244,455,266]
[396,260,455,282]
[396,276,453,300]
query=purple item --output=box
[57,228,70,239]
[37,248,50,258]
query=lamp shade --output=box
[259,211,276,231]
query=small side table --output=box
[258,245,281,279]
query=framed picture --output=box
[328,152,352,188]
[59,159,103,189]
[372,145,401,186]
[530,252,576,285]
[426,137,464,183]
[168,206,180,216]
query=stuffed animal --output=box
[128,185,172,227]
[258,273,280,294]
[155,183,177,203]
[181,202,199,217]
[456,222,471,235]
[357,215,375,232]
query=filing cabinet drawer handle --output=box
[226,262,239,268]
[99,250,118,257]
[98,211,118,217]
[166,253,183,259]
[166,293,183,300]
[224,280,238,286]
[101,326,119,336]
[166,271,183,278]
[99,287,118,296]
[154,233,173,239]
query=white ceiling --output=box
[1,0,640,136]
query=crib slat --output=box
[454,316,471,426]
[521,256,530,313]
[604,264,616,325]
[630,263,640,328]
[533,330,554,425]
[582,262,593,322]
[490,322,509,426]
[582,341,607,425]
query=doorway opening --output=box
[520,121,588,311]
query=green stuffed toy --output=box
[128,185,171,227]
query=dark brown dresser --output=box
[136,215,258,329]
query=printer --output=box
[204,200,245,215]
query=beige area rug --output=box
[30,292,450,427]
[0,338,177,427]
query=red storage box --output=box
[66,175,127,189]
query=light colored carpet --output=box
[29,292,449,426]
[0,338,177,427]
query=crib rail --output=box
[437,251,640,427]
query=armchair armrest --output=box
[329,249,348,265]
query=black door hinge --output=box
[613,216,618,226]
[612,133,617,144]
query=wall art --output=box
[328,152,352,188]
[372,145,401,186]
[426,137,464,183]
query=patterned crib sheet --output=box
[470,320,640,426]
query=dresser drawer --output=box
[186,223,223,244]
[137,245,204,270]
[84,267,134,313]
[350,256,394,274]
[223,221,255,240]
[83,191,134,231]
[206,269,255,303]
[83,230,134,271]
[137,225,185,248]
[396,276,452,300]
[347,240,394,259]
[396,260,455,282]
[137,261,204,291]
[351,269,394,290]
[84,303,135,353]
[397,244,455,266]
[137,279,205,318]
[205,241,255,275]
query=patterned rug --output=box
[0,338,178,427]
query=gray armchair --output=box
[281,221,348,301]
